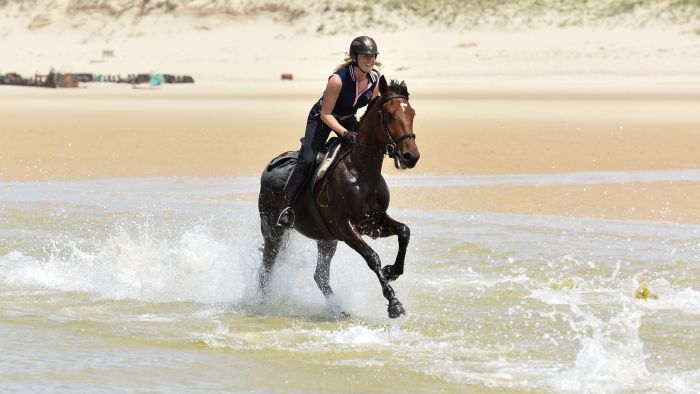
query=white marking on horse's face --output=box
[400,103,408,112]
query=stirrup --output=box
[276,206,295,228]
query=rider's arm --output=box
[320,75,349,139]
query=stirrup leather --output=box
[276,206,295,228]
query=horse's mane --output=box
[389,79,409,99]
[359,79,409,124]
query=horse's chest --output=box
[349,178,384,203]
[335,167,389,210]
[357,181,389,217]
[357,210,387,238]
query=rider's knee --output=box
[297,150,316,169]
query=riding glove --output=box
[342,130,358,144]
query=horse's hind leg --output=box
[258,209,287,296]
[375,214,410,282]
[315,240,347,317]
[314,240,338,298]
[259,233,284,294]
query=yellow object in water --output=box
[550,277,575,290]
[635,281,658,300]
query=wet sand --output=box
[2,82,699,223]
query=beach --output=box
[2,78,699,223]
[3,6,700,224]
[2,2,700,392]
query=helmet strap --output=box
[353,55,369,74]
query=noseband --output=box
[378,95,416,157]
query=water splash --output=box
[0,223,259,303]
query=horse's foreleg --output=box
[343,227,405,318]
[314,240,338,298]
[376,215,410,282]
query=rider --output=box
[276,35,381,228]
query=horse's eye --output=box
[386,113,394,121]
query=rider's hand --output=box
[342,130,357,144]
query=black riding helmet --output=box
[349,36,379,58]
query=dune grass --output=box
[3,0,699,30]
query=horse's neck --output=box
[346,146,384,176]
[345,112,385,181]
[356,104,382,149]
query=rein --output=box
[377,95,416,157]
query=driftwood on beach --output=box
[0,71,194,88]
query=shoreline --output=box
[4,175,700,225]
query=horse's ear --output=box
[400,80,407,90]
[379,75,388,96]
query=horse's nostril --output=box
[402,152,413,162]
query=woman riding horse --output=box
[258,71,420,318]
[276,36,382,228]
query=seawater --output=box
[1,174,699,393]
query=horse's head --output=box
[376,76,420,169]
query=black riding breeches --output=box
[283,104,357,205]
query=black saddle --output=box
[261,137,342,192]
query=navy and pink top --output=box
[320,64,379,119]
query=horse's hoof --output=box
[331,310,351,320]
[382,265,400,282]
[328,303,350,319]
[387,299,405,319]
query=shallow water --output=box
[1,174,699,393]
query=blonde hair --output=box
[334,53,382,72]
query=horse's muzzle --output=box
[395,150,419,169]
[402,151,419,168]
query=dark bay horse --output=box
[257,75,420,318]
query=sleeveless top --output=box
[320,64,379,119]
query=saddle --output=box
[261,137,343,193]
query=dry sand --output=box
[2,81,699,224]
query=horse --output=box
[257,75,420,318]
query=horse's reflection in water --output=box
[258,76,420,318]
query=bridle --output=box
[377,95,416,158]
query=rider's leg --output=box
[276,150,312,227]
[277,110,331,227]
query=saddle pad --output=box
[313,138,342,183]
[261,151,298,192]
[260,138,343,193]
